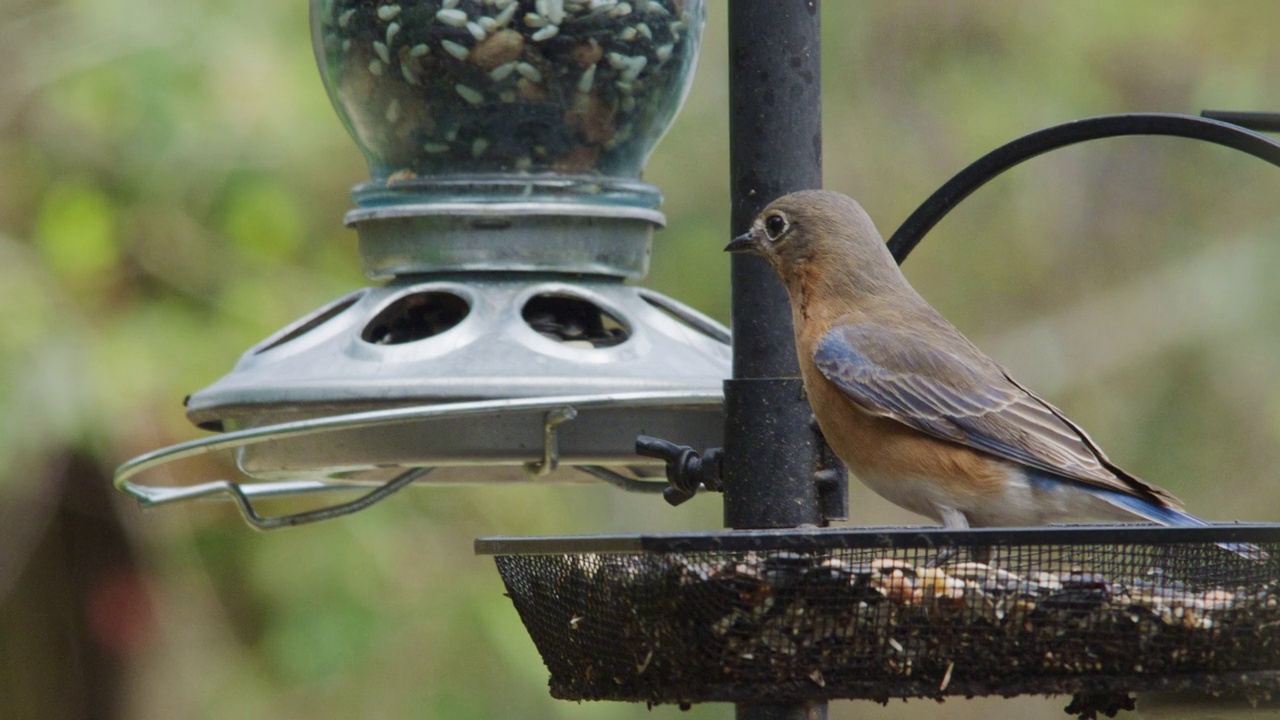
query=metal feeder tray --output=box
[476,524,1280,711]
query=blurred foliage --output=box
[3,1,1280,718]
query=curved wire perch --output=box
[114,391,721,526]
[887,113,1280,264]
[123,468,431,531]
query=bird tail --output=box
[1088,485,1267,562]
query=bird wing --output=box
[813,322,1181,505]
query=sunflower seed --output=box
[515,62,543,81]
[577,63,597,93]
[441,39,470,61]
[494,3,518,25]
[621,54,647,81]
[544,0,566,24]
[489,62,518,81]
[531,24,559,41]
[436,8,468,26]
[455,83,484,104]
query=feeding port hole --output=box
[362,291,470,345]
[522,294,630,348]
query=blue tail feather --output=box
[1093,488,1207,527]
[1027,470,1266,561]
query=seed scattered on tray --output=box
[492,545,1280,708]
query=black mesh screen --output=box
[491,539,1280,705]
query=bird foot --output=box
[924,544,990,568]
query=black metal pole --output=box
[726,2,827,719]
[725,0,825,530]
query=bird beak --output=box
[724,230,759,254]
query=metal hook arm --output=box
[887,113,1280,264]
[123,468,430,531]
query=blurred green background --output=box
[4,1,1280,718]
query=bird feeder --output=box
[115,0,727,525]
[111,1,1280,717]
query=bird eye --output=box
[763,213,789,241]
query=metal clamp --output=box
[525,406,578,477]
[809,415,849,522]
[634,436,724,507]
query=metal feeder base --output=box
[184,274,730,481]
[476,525,1280,711]
[113,273,730,528]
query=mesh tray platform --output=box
[476,525,1280,707]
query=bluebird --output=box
[725,189,1258,557]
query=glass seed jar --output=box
[311,0,706,209]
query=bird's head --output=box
[725,190,897,296]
